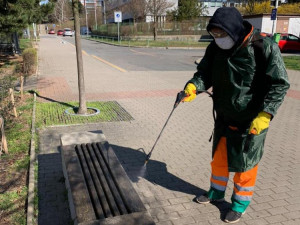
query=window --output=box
[288,35,299,41]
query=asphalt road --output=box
[58,36,299,72]
[60,36,206,72]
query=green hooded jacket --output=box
[188,24,290,172]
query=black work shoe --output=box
[195,194,224,204]
[224,210,245,223]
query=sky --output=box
[40,0,48,5]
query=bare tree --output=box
[52,0,73,26]
[145,0,174,40]
[72,0,87,114]
[125,0,147,24]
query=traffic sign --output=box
[271,8,277,20]
[114,11,122,23]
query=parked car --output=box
[80,26,91,35]
[198,34,213,42]
[278,33,300,52]
[48,29,55,34]
[63,28,73,37]
[57,30,64,36]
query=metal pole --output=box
[94,0,97,30]
[272,0,279,35]
[118,22,120,42]
[85,6,89,36]
[103,0,106,24]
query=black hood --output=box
[207,7,245,43]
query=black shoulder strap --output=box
[252,37,267,73]
[251,35,271,99]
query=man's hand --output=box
[183,83,197,102]
[249,112,272,134]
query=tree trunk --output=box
[153,20,157,41]
[72,0,87,114]
[0,116,8,154]
[9,88,18,117]
[20,76,24,99]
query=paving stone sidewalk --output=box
[35,35,300,225]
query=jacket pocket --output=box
[226,128,268,172]
[243,129,268,170]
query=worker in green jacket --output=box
[183,7,290,223]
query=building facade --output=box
[244,14,300,37]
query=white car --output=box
[63,28,73,37]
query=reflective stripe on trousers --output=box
[208,137,258,213]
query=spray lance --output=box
[144,90,187,165]
[143,89,213,165]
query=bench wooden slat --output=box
[98,142,147,213]
[77,145,106,219]
[61,145,97,223]
[86,143,121,216]
[81,144,114,218]
[91,143,128,215]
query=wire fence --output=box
[87,35,211,48]
[92,20,211,38]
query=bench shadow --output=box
[110,144,232,215]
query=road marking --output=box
[130,49,156,56]
[82,50,89,56]
[92,55,127,73]
[63,42,88,56]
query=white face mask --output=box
[215,36,235,50]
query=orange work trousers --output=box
[207,137,258,213]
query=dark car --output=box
[57,30,64,36]
[48,29,55,34]
[278,33,300,52]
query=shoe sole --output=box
[195,198,225,205]
[224,218,241,224]
[195,199,210,204]
[224,212,245,224]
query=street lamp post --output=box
[271,0,279,35]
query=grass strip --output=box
[0,187,28,225]
[87,37,210,48]
[35,101,133,127]
[0,94,34,225]
[283,56,300,71]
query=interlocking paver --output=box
[33,35,300,225]
[244,218,268,225]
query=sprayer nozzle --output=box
[144,152,152,165]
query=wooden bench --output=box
[61,132,155,225]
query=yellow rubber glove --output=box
[183,83,197,102]
[249,112,271,134]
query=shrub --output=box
[22,48,37,75]
[0,75,14,122]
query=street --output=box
[58,35,206,72]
